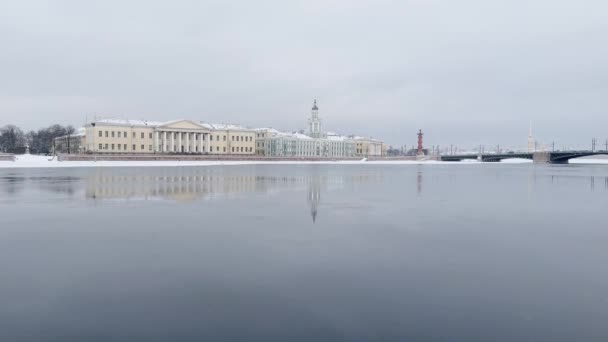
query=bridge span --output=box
[441,151,608,164]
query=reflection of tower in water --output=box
[307,177,321,223]
[416,167,423,195]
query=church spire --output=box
[312,99,318,111]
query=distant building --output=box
[352,136,384,157]
[53,128,86,154]
[54,103,384,157]
[255,101,357,158]
[528,121,535,153]
[78,119,255,154]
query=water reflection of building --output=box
[83,169,381,222]
[87,172,262,201]
[308,177,321,222]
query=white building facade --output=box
[256,101,357,158]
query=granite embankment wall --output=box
[57,154,419,162]
[0,154,15,162]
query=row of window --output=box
[99,144,152,151]
[99,130,152,139]
[231,147,252,153]
[208,135,253,142]
[96,144,254,153]
[97,130,254,143]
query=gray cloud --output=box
[1,0,607,149]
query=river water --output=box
[1,164,607,341]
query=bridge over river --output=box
[441,151,608,164]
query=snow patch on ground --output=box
[570,158,608,164]
[2,154,608,169]
[500,158,533,163]
[1,154,446,168]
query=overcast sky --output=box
[0,0,606,149]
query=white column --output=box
[178,132,182,153]
[205,133,211,153]
[170,132,175,152]
[200,133,204,154]
[154,132,159,153]
[163,131,167,152]
[186,132,190,153]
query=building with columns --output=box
[83,119,255,154]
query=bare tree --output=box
[0,125,26,153]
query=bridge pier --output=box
[532,152,551,164]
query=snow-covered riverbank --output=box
[1,154,443,168]
[1,154,607,168]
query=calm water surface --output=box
[1,164,608,341]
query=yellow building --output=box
[82,119,255,154]
[202,123,256,155]
[353,136,384,157]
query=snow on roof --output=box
[325,132,352,141]
[74,127,86,136]
[256,128,314,140]
[200,122,254,131]
[90,118,166,127]
[351,135,382,143]
[255,127,281,133]
[89,118,253,131]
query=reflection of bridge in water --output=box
[442,151,608,164]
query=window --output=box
[232,136,234,141]
[98,143,102,150]
[240,147,243,152]
[223,135,226,141]
[111,144,115,150]
[118,144,121,150]
[236,136,239,142]
[149,145,152,151]
[210,135,213,141]
[111,131,115,138]
[223,147,226,152]
[105,144,108,150]
[124,131,127,137]
[105,131,109,137]
[141,144,144,150]
[133,144,136,150]
[124,144,127,150]
[216,146,219,152]
[133,132,136,138]
[231,147,234,152]
[141,133,144,139]
[118,132,121,138]
[98,131,102,137]
[149,133,153,139]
